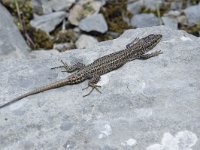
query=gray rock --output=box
[170,1,183,10]
[48,0,76,12]
[31,0,75,14]
[79,13,108,33]
[166,10,181,17]
[31,0,52,14]
[184,4,200,26]
[30,0,44,15]
[60,121,73,131]
[68,4,83,26]
[53,43,74,52]
[143,0,164,10]
[30,11,67,33]
[131,13,160,28]
[0,4,29,61]
[68,1,103,26]
[0,26,200,149]
[127,0,164,12]
[75,34,98,49]
[162,16,178,30]
[127,0,143,14]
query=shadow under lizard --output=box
[0,34,162,109]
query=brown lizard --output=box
[0,34,162,109]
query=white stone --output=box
[75,34,98,49]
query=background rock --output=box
[0,26,200,149]
[68,1,103,26]
[30,11,67,33]
[131,13,160,28]
[47,0,76,12]
[143,0,164,10]
[127,0,143,14]
[31,0,76,14]
[75,34,98,49]
[183,4,200,26]
[0,4,29,61]
[162,16,178,29]
[79,13,108,33]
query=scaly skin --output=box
[0,34,162,109]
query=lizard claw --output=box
[82,84,102,97]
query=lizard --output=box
[0,34,162,109]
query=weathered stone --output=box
[30,11,67,33]
[31,0,75,14]
[143,0,164,10]
[128,0,164,12]
[79,13,108,33]
[0,26,200,149]
[162,16,178,30]
[127,0,143,14]
[131,13,160,28]
[75,34,98,49]
[184,4,200,26]
[68,4,83,26]
[53,43,74,52]
[68,1,103,26]
[48,0,76,12]
[0,3,29,61]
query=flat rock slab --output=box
[0,26,200,149]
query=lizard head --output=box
[128,34,162,51]
[142,34,162,50]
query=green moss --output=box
[53,29,77,43]
[96,34,115,41]
[191,0,200,5]
[2,0,33,29]
[179,22,200,36]
[139,3,170,17]
[100,0,131,33]
[83,2,94,12]
[81,2,96,19]
[28,27,54,49]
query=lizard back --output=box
[81,34,162,76]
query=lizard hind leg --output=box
[82,74,101,97]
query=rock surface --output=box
[0,4,29,61]
[183,4,200,26]
[30,11,67,33]
[0,26,200,149]
[127,0,164,13]
[75,34,98,49]
[79,13,108,33]
[47,0,76,12]
[131,13,160,28]
[68,1,103,26]
[162,16,178,29]
[143,0,164,10]
[127,0,143,14]
[31,0,76,14]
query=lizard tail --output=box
[0,78,72,109]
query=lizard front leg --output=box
[138,50,162,60]
[82,74,101,97]
[126,37,140,50]
[51,60,85,73]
